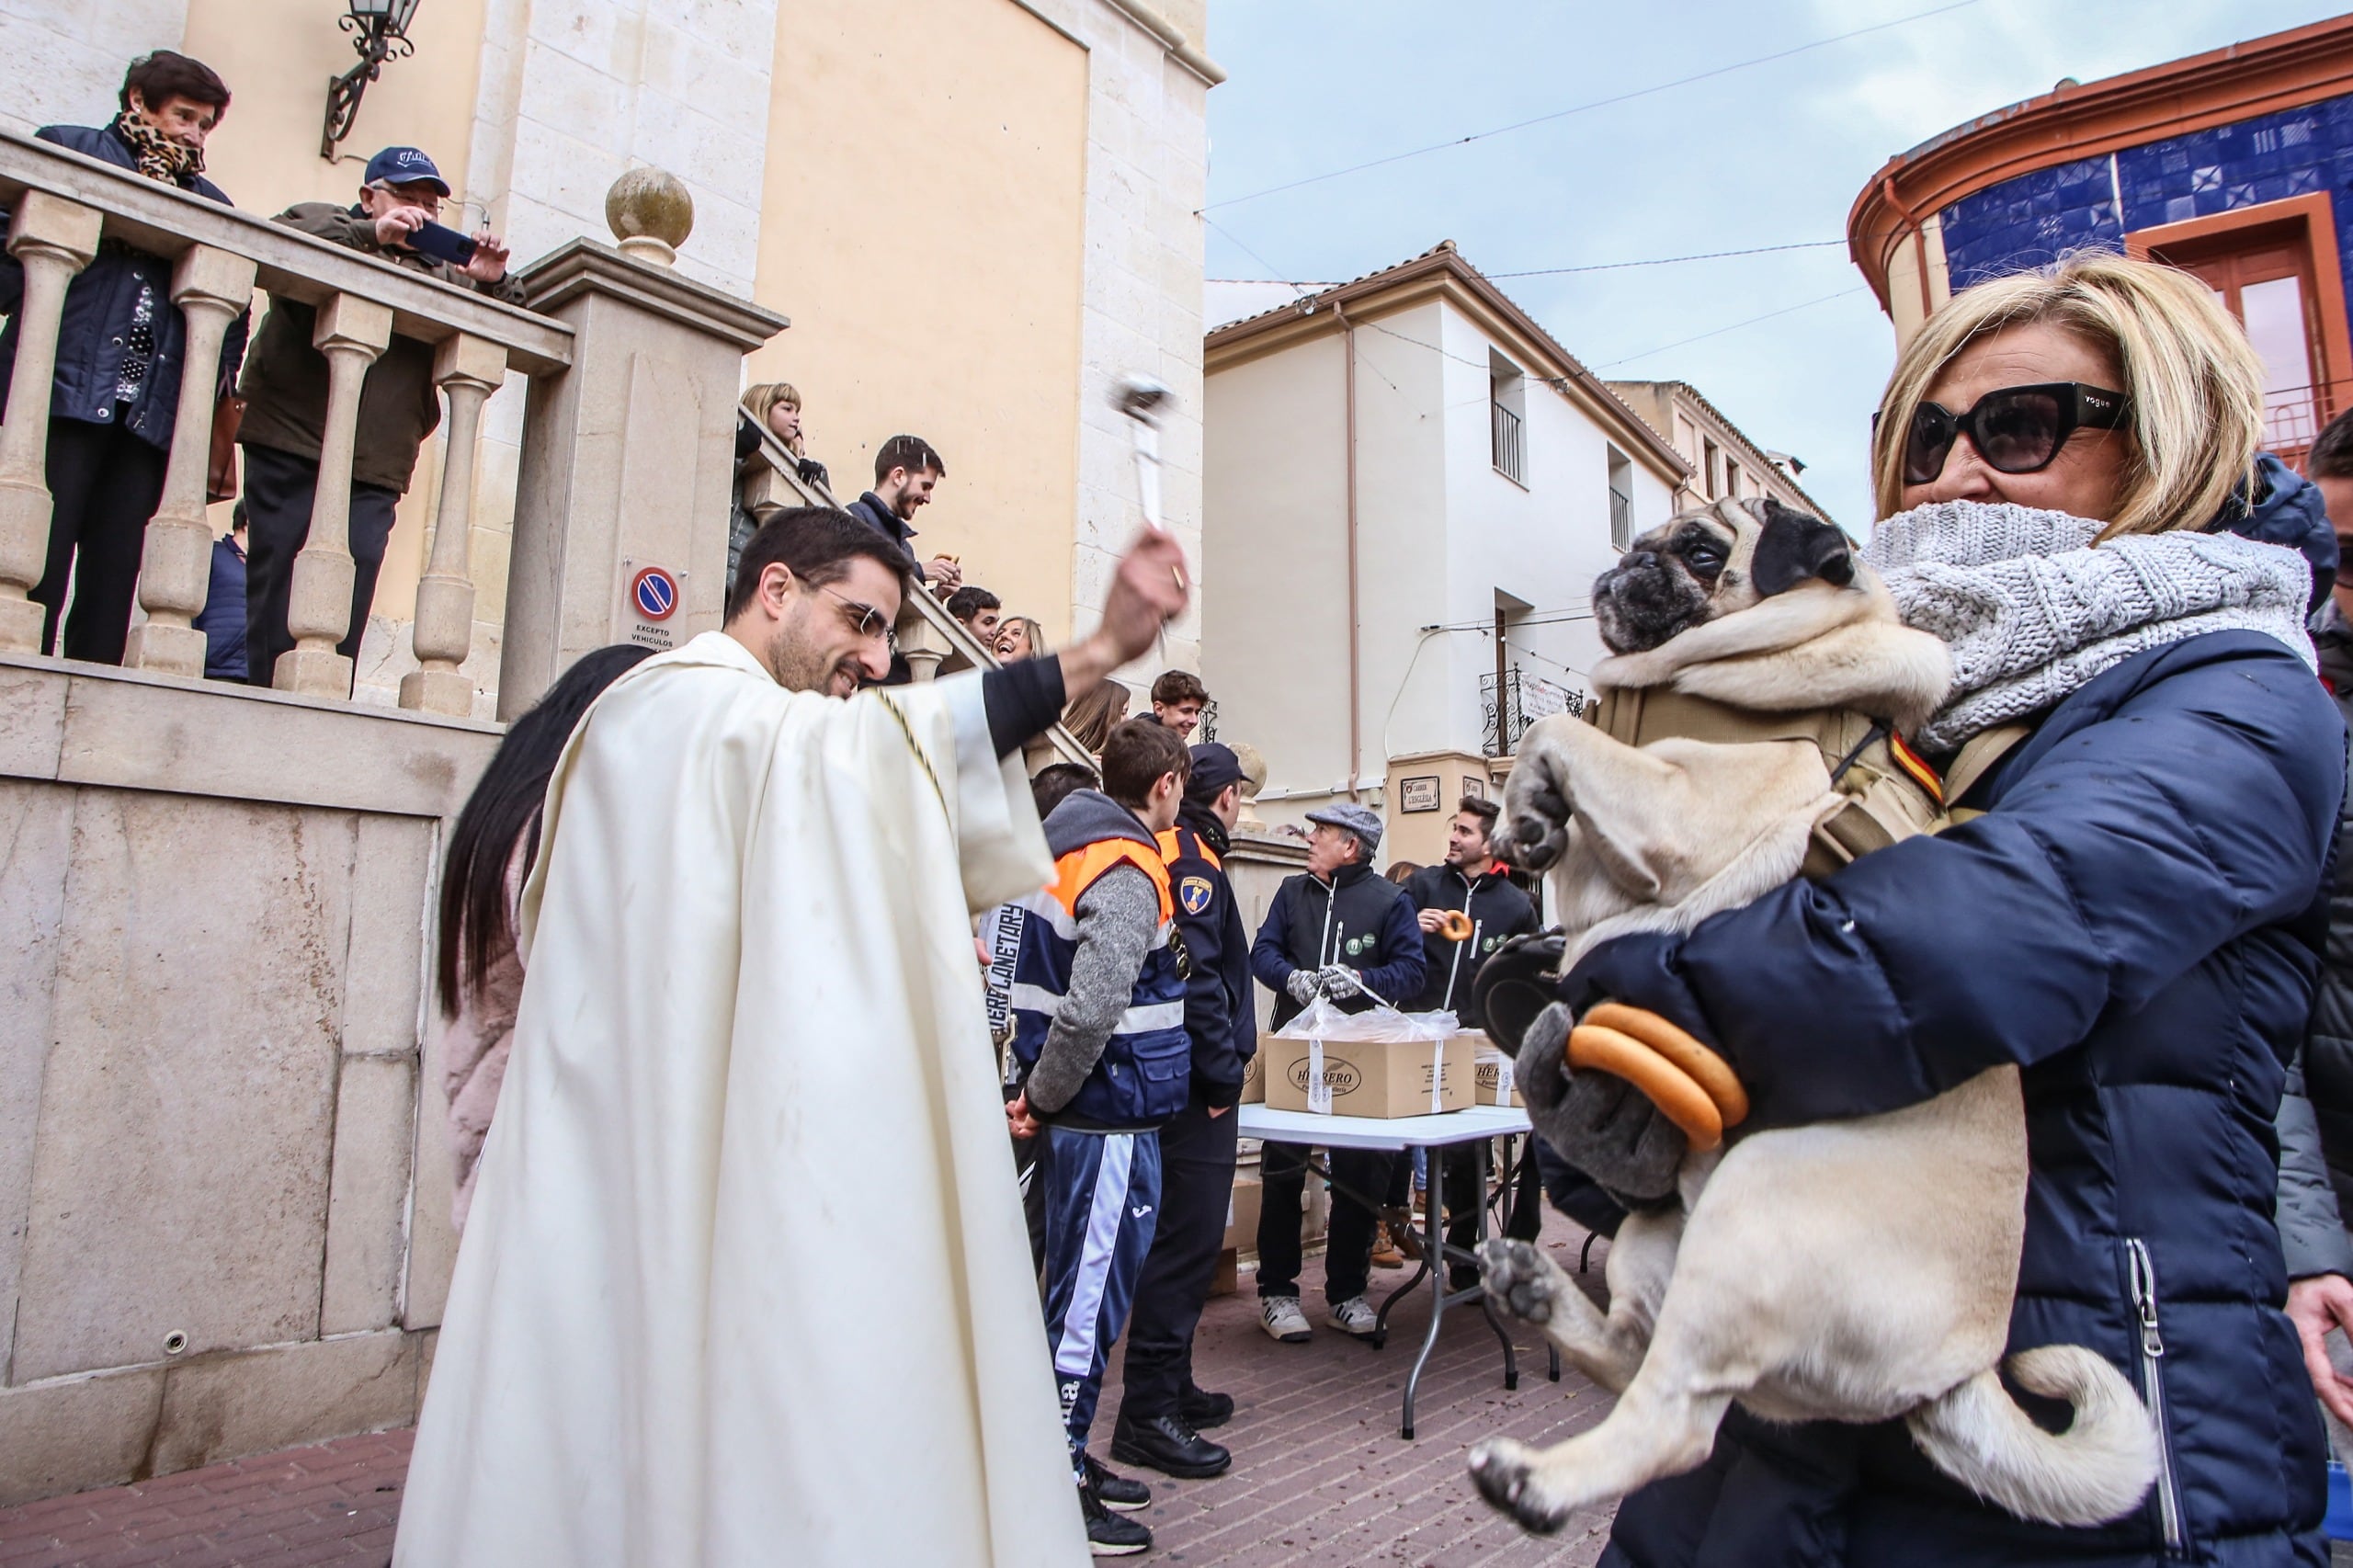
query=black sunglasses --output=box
[1899,381,2131,485]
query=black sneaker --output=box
[1083,1452,1151,1512]
[1179,1384,1234,1430]
[1080,1479,1153,1556]
[1112,1410,1233,1479]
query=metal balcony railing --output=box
[1480,665,1586,757]
[1491,401,1523,484]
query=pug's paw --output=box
[1504,812,1570,873]
[1479,1238,1563,1325]
[1469,1437,1573,1534]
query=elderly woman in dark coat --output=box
[1514,252,2343,1567]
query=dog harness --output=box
[1585,687,2024,880]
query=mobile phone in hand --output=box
[407,220,478,267]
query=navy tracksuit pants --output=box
[1039,1123,1162,1477]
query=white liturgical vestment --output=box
[395,632,1087,1568]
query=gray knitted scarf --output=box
[1860,500,2315,752]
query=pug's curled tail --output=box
[1905,1346,2159,1528]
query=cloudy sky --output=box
[1201,0,2341,529]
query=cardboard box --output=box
[1241,1049,1266,1104]
[1222,1173,1263,1256]
[1474,1051,1526,1108]
[1263,1031,1478,1119]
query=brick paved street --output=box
[0,1220,1616,1566]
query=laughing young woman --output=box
[1517,251,2341,1566]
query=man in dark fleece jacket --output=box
[1249,802,1427,1342]
[1005,719,1192,1555]
[1113,743,1256,1480]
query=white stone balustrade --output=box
[272,295,392,697]
[400,335,507,715]
[0,130,572,699]
[122,244,256,676]
[733,424,1097,767]
[0,189,100,652]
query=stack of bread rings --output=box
[1566,1003,1750,1152]
[1436,910,1475,943]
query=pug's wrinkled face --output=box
[1593,497,1855,654]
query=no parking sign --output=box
[621,561,684,650]
[631,566,678,621]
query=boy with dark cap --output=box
[1112,743,1255,1478]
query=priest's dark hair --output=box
[1099,717,1190,809]
[436,642,654,1018]
[726,506,912,621]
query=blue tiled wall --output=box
[1937,95,2353,309]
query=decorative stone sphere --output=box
[1228,740,1267,797]
[606,166,694,266]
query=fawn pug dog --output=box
[1465,498,2156,1535]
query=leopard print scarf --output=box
[112,109,203,185]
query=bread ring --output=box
[1582,1003,1749,1128]
[1567,1023,1725,1152]
[1437,909,1474,943]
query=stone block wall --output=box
[0,655,497,1506]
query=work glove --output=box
[1285,968,1324,1006]
[1517,1001,1685,1205]
[1316,965,1362,1001]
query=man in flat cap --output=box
[1246,802,1425,1342]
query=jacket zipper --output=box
[2126,1238,2187,1555]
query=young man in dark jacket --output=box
[0,52,246,664]
[1404,796,1540,1282]
[236,146,524,690]
[1248,802,1427,1342]
[844,433,961,587]
[1113,743,1256,1480]
[1005,719,1191,1555]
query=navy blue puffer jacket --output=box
[0,123,248,451]
[1563,487,2345,1567]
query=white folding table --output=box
[1236,1104,1559,1437]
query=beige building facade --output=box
[1200,244,1689,870]
[1604,380,1836,528]
[0,0,1220,1504]
[0,0,1220,703]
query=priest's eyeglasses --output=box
[819,584,898,652]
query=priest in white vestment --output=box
[394,506,1189,1568]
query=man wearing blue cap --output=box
[235,147,521,691]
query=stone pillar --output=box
[496,171,784,720]
[274,293,393,696]
[399,334,507,715]
[124,244,258,676]
[0,191,101,652]
[1231,740,1269,829]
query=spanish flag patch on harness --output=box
[1887,732,1944,808]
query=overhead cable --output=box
[1199,0,1991,212]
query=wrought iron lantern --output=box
[321,0,422,162]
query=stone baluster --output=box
[896,598,953,682]
[398,334,506,715]
[0,191,102,652]
[124,244,258,676]
[274,293,392,696]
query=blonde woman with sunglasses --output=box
[1505,251,2339,1567]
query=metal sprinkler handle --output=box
[1114,374,1174,533]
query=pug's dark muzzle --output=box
[1593,552,1714,656]
[1472,929,1568,1054]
